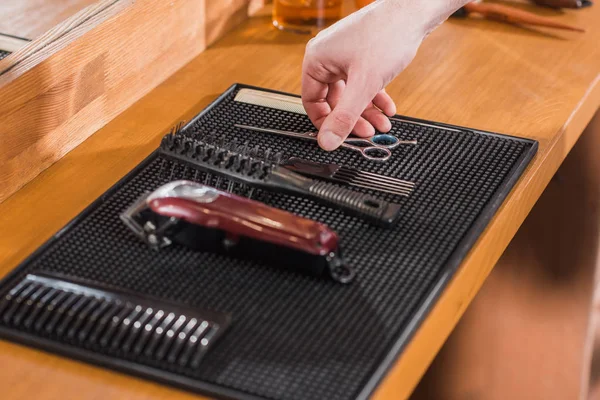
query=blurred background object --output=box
[533,0,593,8]
[454,1,586,31]
[354,0,374,8]
[269,0,592,34]
[272,0,343,33]
[355,0,593,16]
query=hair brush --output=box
[158,133,402,227]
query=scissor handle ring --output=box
[362,147,392,162]
[369,134,400,149]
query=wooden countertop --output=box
[1,2,599,399]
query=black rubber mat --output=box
[0,50,10,60]
[0,84,537,400]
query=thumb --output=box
[318,74,375,151]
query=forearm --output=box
[420,0,472,31]
[380,0,471,36]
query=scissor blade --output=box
[395,139,418,145]
[234,124,317,142]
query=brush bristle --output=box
[159,128,286,206]
[159,133,279,180]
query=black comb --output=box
[0,273,231,369]
[158,133,402,227]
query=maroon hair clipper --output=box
[121,181,354,283]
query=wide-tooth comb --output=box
[281,157,415,197]
[0,273,231,368]
[159,134,402,227]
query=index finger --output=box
[301,70,332,128]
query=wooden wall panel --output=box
[0,0,265,203]
[0,0,99,40]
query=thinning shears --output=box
[234,124,417,162]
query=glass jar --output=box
[272,0,343,33]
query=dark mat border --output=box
[0,83,538,400]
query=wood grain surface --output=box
[0,0,205,203]
[411,112,600,399]
[0,0,99,40]
[0,0,264,204]
[0,1,599,399]
[0,0,128,75]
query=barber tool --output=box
[281,157,415,197]
[233,87,459,134]
[234,88,307,115]
[233,88,460,135]
[532,0,592,8]
[0,273,230,368]
[454,1,585,32]
[357,0,593,10]
[120,180,355,283]
[159,134,402,226]
[234,124,416,162]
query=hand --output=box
[301,0,466,151]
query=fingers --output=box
[362,106,392,133]
[326,80,345,107]
[352,117,376,138]
[301,70,332,129]
[302,61,396,150]
[326,80,375,137]
[316,80,345,129]
[318,73,377,151]
[328,83,392,136]
[372,89,396,117]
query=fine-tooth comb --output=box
[234,88,307,115]
[158,133,402,227]
[281,158,415,197]
[233,88,462,133]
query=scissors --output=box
[234,124,417,162]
